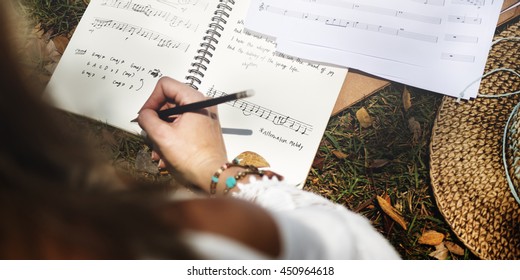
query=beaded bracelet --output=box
[210,158,284,196]
[223,169,265,195]
[210,161,241,195]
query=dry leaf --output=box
[376,196,407,230]
[429,243,449,260]
[46,39,63,63]
[356,107,373,128]
[408,117,421,143]
[52,35,70,54]
[332,150,348,159]
[402,86,412,111]
[445,241,465,256]
[367,159,390,169]
[235,151,270,168]
[418,230,445,246]
[312,156,325,170]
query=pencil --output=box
[131,90,253,122]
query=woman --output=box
[0,0,400,259]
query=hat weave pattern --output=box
[430,21,520,259]
[505,103,520,204]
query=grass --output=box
[303,85,468,259]
[18,0,89,37]
[18,0,478,259]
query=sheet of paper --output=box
[45,0,215,133]
[245,0,504,99]
[196,0,348,186]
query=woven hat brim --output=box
[430,20,520,260]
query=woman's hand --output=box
[136,77,228,190]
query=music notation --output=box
[412,0,487,7]
[207,88,313,135]
[259,3,439,43]
[77,49,164,92]
[441,52,475,62]
[156,0,209,11]
[451,0,485,6]
[444,33,479,43]
[90,18,191,52]
[298,0,442,24]
[411,0,445,6]
[101,0,200,32]
[448,15,482,24]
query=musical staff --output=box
[451,0,485,6]
[259,3,439,43]
[448,15,482,24]
[101,0,200,32]
[298,0,442,24]
[441,52,475,62]
[411,0,445,6]
[207,87,313,135]
[90,18,191,52]
[444,33,479,43]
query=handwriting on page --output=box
[101,0,204,32]
[76,49,164,92]
[229,20,337,77]
[90,18,191,51]
[156,0,210,11]
[102,0,210,12]
[207,87,313,137]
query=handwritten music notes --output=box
[246,0,504,99]
[91,18,191,51]
[46,0,216,134]
[207,87,313,135]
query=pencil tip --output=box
[238,90,255,98]
[130,117,138,123]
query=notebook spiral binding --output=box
[186,0,235,90]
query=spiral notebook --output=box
[45,0,348,187]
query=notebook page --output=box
[45,0,216,133]
[198,0,348,186]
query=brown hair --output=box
[0,0,195,259]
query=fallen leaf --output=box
[356,107,373,128]
[445,241,465,256]
[376,196,407,230]
[312,156,325,170]
[235,151,270,168]
[46,39,63,63]
[367,159,390,169]
[402,86,412,111]
[45,39,57,55]
[52,35,70,54]
[408,117,422,143]
[429,243,449,260]
[332,150,348,159]
[418,230,445,246]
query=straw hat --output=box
[430,20,520,259]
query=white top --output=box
[182,177,401,260]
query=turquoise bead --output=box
[225,176,237,188]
